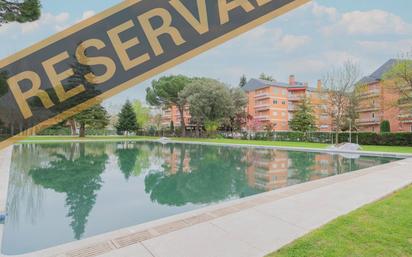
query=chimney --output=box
[317,79,322,91]
[289,75,296,85]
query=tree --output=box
[73,104,109,137]
[380,120,391,133]
[146,75,191,136]
[0,71,8,96]
[132,100,150,129]
[179,78,232,136]
[225,87,248,133]
[239,74,247,88]
[116,100,138,135]
[383,57,412,106]
[259,73,275,81]
[0,0,41,25]
[289,97,317,135]
[324,61,361,144]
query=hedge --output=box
[232,131,412,147]
[34,128,412,147]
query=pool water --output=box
[1,141,399,255]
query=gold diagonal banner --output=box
[0,0,309,149]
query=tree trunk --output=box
[68,119,77,136]
[79,123,86,138]
[178,106,186,137]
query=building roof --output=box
[358,59,399,84]
[242,78,306,92]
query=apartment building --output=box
[243,75,332,132]
[356,59,412,132]
[161,105,192,128]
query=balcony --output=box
[288,104,298,111]
[254,104,270,111]
[356,104,381,112]
[399,113,412,123]
[358,89,381,99]
[255,115,270,121]
[288,94,303,101]
[356,117,381,125]
[254,93,270,100]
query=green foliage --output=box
[180,78,233,128]
[259,73,275,81]
[144,144,251,206]
[380,120,391,133]
[146,75,191,135]
[289,97,317,134]
[116,100,138,135]
[0,71,8,96]
[29,143,108,239]
[384,59,412,102]
[0,0,41,25]
[115,142,140,180]
[74,104,110,137]
[132,100,150,129]
[239,74,247,88]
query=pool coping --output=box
[0,142,411,257]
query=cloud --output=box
[321,9,411,36]
[282,51,360,75]
[75,10,96,23]
[277,35,311,52]
[311,2,337,21]
[357,39,412,53]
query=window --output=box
[281,111,286,117]
[372,127,375,132]
[273,111,278,116]
[282,100,286,105]
[273,99,278,104]
[282,89,287,96]
[372,113,375,118]
[273,88,278,94]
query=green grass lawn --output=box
[20,136,412,154]
[267,185,412,257]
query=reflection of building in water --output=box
[245,150,341,191]
[308,154,335,180]
[245,149,289,191]
[161,146,191,174]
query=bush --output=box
[380,120,391,133]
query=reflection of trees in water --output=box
[115,142,140,180]
[145,144,253,206]
[287,151,317,182]
[7,145,46,227]
[29,143,108,240]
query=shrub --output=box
[380,120,391,133]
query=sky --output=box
[1,0,412,113]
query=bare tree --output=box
[324,61,361,144]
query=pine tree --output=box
[116,100,138,135]
[290,97,317,134]
[74,104,110,137]
[239,75,247,88]
[0,0,41,25]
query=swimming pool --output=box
[1,141,399,255]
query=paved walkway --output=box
[0,146,411,257]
